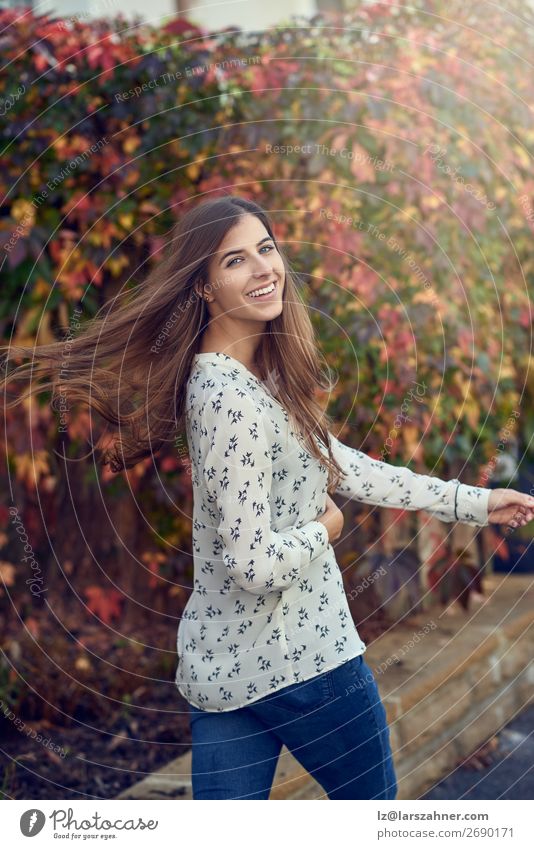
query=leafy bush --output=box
[1,1,533,665]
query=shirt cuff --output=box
[287,520,330,561]
[454,483,491,526]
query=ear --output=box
[199,285,212,303]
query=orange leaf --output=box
[24,616,40,638]
[487,527,509,560]
[0,561,16,587]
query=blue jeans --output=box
[188,653,398,800]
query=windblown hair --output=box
[1,194,345,492]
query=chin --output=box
[265,300,284,317]
[249,306,283,323]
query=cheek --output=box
[215,267,245,295]
[275,257,286,278]
[217,278,247,307]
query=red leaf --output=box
[84,585,124,624]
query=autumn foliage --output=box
[1,1,534,714]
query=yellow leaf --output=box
[107,255,129,276]
[401,205,419,219]
[14,451,50,486]
[423,194,442,209]
[75,655,92,672]
[514,144,531,169]
[118,213,134,230]
[87,231,103,247]
[52,138,68,154]
[11,199,35,227]
[186,162,201,181]
[123,136,141,155]
[34,277,51,298]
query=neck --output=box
[199,331,263,376]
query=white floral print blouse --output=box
[175,352,491,712]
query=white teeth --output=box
[248,283,275,298]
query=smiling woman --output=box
[1,195,346,489]
[2,193,534,802]
[195,214,287,348]
[196,223,286,392]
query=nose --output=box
[251,253,273,276]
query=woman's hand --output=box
[487,488,534,530]
[317,493,344,543]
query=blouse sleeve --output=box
[201,387,330,595]
[327,432,491,527]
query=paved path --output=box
[422,703,534,800]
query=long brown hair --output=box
[1,194,345,492]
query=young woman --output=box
[3,194,534,801]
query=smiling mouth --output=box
[246,280,278,300]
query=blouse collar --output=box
[193,351,264,384]
[192,351,288,410]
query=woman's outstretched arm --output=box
[326,432,490,527]
[201,386,330,595]
[325,431,534,531]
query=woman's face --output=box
[202,214,286,323]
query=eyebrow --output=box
[219,236,274,265]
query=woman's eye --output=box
[227,244,274,267]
